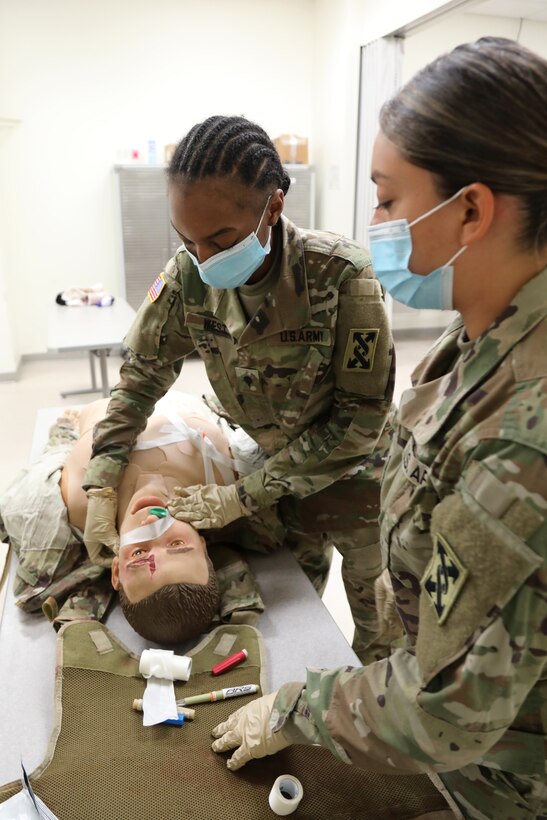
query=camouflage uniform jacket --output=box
[84,217,394,529]
[273,268,547,818]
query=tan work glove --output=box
[167,483,251,530]
[211,692,291,771]
[374,568,403,644]
[83,487,119,567]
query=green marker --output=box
[177,684,259,706]
[149,507,168,518]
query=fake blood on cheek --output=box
[130,555,156,574]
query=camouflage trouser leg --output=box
[440,765,547,819]
[284,528,334,596]
[327,526,389,665]
[283,524,388,665]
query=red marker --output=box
[211,649,248,676]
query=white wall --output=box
[311,1,547,239]
[2,0,546,368]
[0,121,21,375]
[404,13,547,80]
[311,0,451,237]
[0,0,315,367]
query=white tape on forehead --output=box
[119,512,176,548]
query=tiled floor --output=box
[0,332,437,643]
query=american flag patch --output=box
[148,273,166,303]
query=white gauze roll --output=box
[140,648,192,681]
[268,775,304,816]
[140,649,192,727]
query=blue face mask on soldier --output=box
[186,196,272,289]
[368,188,468,310]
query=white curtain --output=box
[353,36,456,331]
[353,36,404,245]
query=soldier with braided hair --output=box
[83,114,396,664]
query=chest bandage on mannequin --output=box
[215,416,266,477]
[119,513,177,549]
[132,403,237,486]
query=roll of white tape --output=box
[268,775,303,816]
[139,649,192,681]
[170,653,192,681]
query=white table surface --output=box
[47,298,136,352]
[0,408,360,784]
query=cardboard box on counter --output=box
[164,143,177,164]
[273,134,309,164]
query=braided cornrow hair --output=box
[167,115,291,196]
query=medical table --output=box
[0,407,361,784]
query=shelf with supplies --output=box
[114,164,315,311]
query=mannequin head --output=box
[112,500,220,644]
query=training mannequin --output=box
[62,391,235,589]
[0,391,276,642]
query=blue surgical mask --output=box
[186,196,272,289]
[368,188,467,310]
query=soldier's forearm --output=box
[83,355,182,490]
[240,396,392,511]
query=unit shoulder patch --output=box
[148,273,166,303]
[342,328,379,371]
[421,533,469,625]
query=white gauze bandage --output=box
[139,648,192,727]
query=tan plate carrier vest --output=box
[0,621,448,818]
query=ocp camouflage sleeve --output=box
[239,269,394,511]
[84,263,195,489]
[272,439,546,779]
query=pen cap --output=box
[163,714,185,726]
[211,648,248,676]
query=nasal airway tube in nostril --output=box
[149,507,168,518]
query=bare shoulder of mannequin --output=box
[78,398,111,435]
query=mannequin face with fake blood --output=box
[111,495,209,603]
